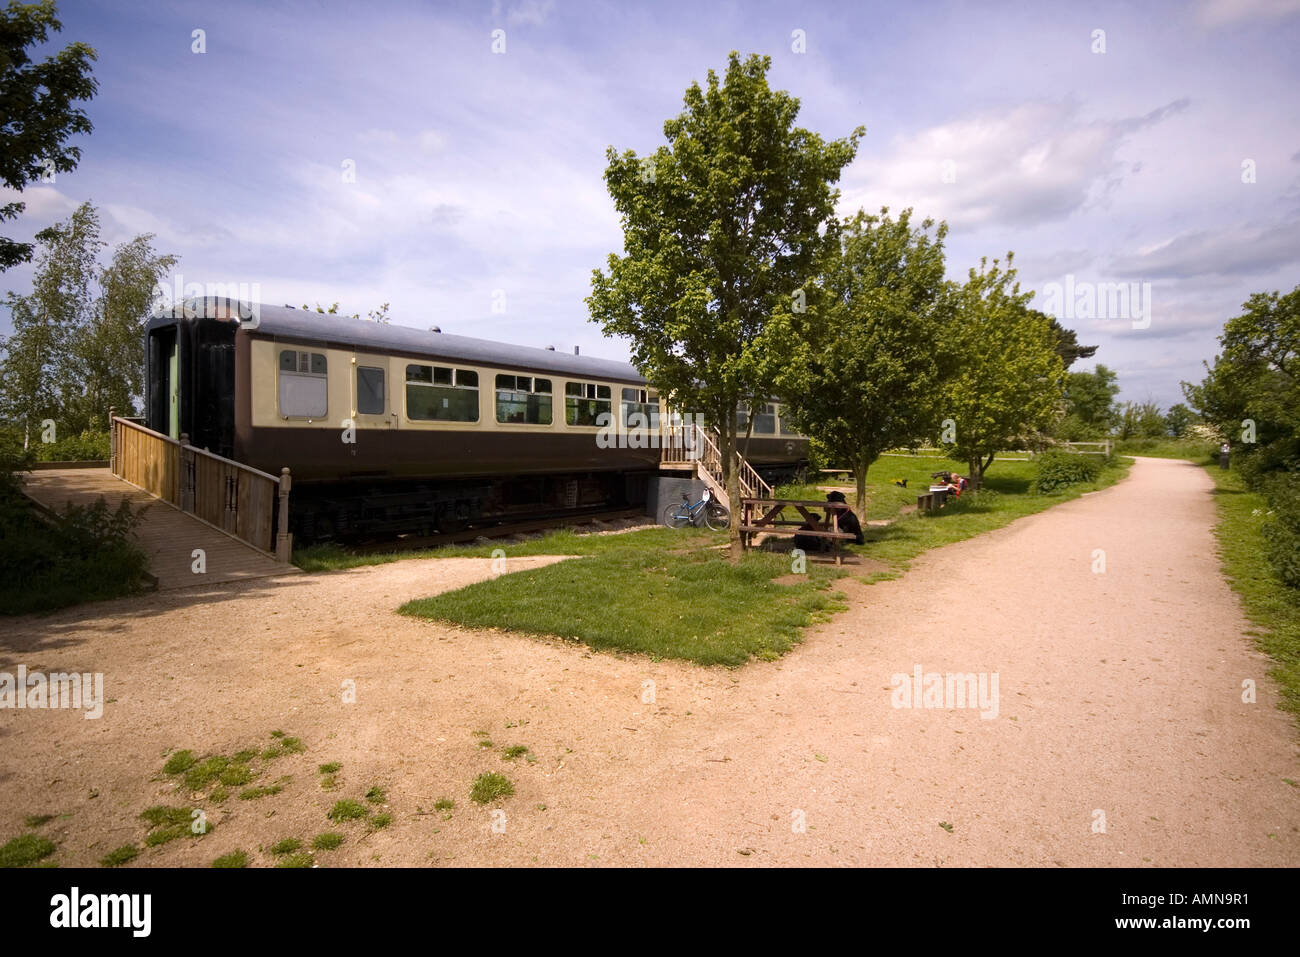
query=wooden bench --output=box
[917,486,953,513]
[739,498,858,565]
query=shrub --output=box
[1259,472,1300,589]
[1031,450,1103,494]
[33,430,110,462]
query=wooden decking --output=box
[21,468,300,590]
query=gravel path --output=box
[2,456,1296,866]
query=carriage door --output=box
[167,341,180,439]
[351,354,397,433]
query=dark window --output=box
[357,366,385,416]
[736,402,776,435]
[565,381,611,426]
[406,363,479,422]
[496,374,553,424]
[620,387,659,428]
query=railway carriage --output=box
[144,297,807,542]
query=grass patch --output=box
[320,775,339,791]
[318,762,341,774]
[312,832,345,850]
[470,773,514,805]
[238,784,283,800]
[211,850,248,868]
[0,834,56,867]
[501,745,530,761]
[275,852,314,868]
[433,797,455,811]
[327,799,369,822]
[162,750,197,775]
[401,540,846,666]
[1206,463,1300,723]
[182,756,229,791]
[233,749,259,763]
[23,814,54,828]
[365,786,386,804]
[218,764,254,787]
[100,844,138,867]
[368,813,393,830]
[270,838,302,856]
[139,805,211,846]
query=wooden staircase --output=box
[661,421,772,510]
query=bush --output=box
[1258,472,1300,589]
[34,430,110,462]
[1031,450,1103,494]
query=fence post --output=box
[276,467,293,563]
[178,433,191,512]
[109,406,117,475]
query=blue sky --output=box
[3,0,1299,408]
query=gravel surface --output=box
[1,456,1296,866]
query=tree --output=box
[1163,403,1196,439]
[774,207,951,518]
[1115,399,1166,440]
[0,201,176,438]
[1042,314,1098,369]
[1058,363,1119,438]
[587,51,862,559]
[939,256,1065,487]
[1184,284,1299,473]
[0,0,98,270]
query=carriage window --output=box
[565,381,611,426]
[496,375,552,425]
[356,366,385,416]
[278,349,328,418]
[406,363,479,422]
[736,403,776,435]
[621,387,659,428]
[777,405,802,436]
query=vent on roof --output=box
[545,345,555,351]
[574,346,580,355]
[430,326,441,333]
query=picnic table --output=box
[739,498,857,565]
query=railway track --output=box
[347,507,648,555]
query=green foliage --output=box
[774,207,951,516]
[940,256,1065,484]
[587,51,862,555]
[1163,403,1197,439]
[1257,473,1300,589]
[270,838,301,856]
[311,832,344,850]
[1059,364,1119,438]
[211,850,248,868]
[162,750,197,775]
[1043,314,1098,369]
[0,833,57,867]
[0,467,148,614]
[99,844,138,867]
[0,202,178,435]
[470,773,514,805]
[1031,450,1103,493]
[0,0,98,270]
[1115,400,1167,440]
[327,799,368,822]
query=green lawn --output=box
[389,454,1131,665]
[1204,463,1300,723]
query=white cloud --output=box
[1197,0,1300,26]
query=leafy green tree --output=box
[1162,402,1196,439]
[939,255,1064,487]
[0,202,176,438]
[587,51,862,558]
[1116,399,1166,440]
[1184,284,1299,472]
[0,0,98,270]
[774,207,951,518]
[1058,363,1119,438]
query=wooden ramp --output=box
[21,468,300,590]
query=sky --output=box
[3,0,1299,408]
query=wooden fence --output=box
[110,415,292,561]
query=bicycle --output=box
[662,487,730,531]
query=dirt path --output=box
[2,456,1296,866]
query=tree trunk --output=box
[854,462,868,521]
[969,457,982,490]
[723,423,744,563]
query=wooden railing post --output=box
[178,433,192,512]
[276,467,293,563]
[109,407,117,475]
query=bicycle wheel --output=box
[663,503,692,529]
[704,502,731,531]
